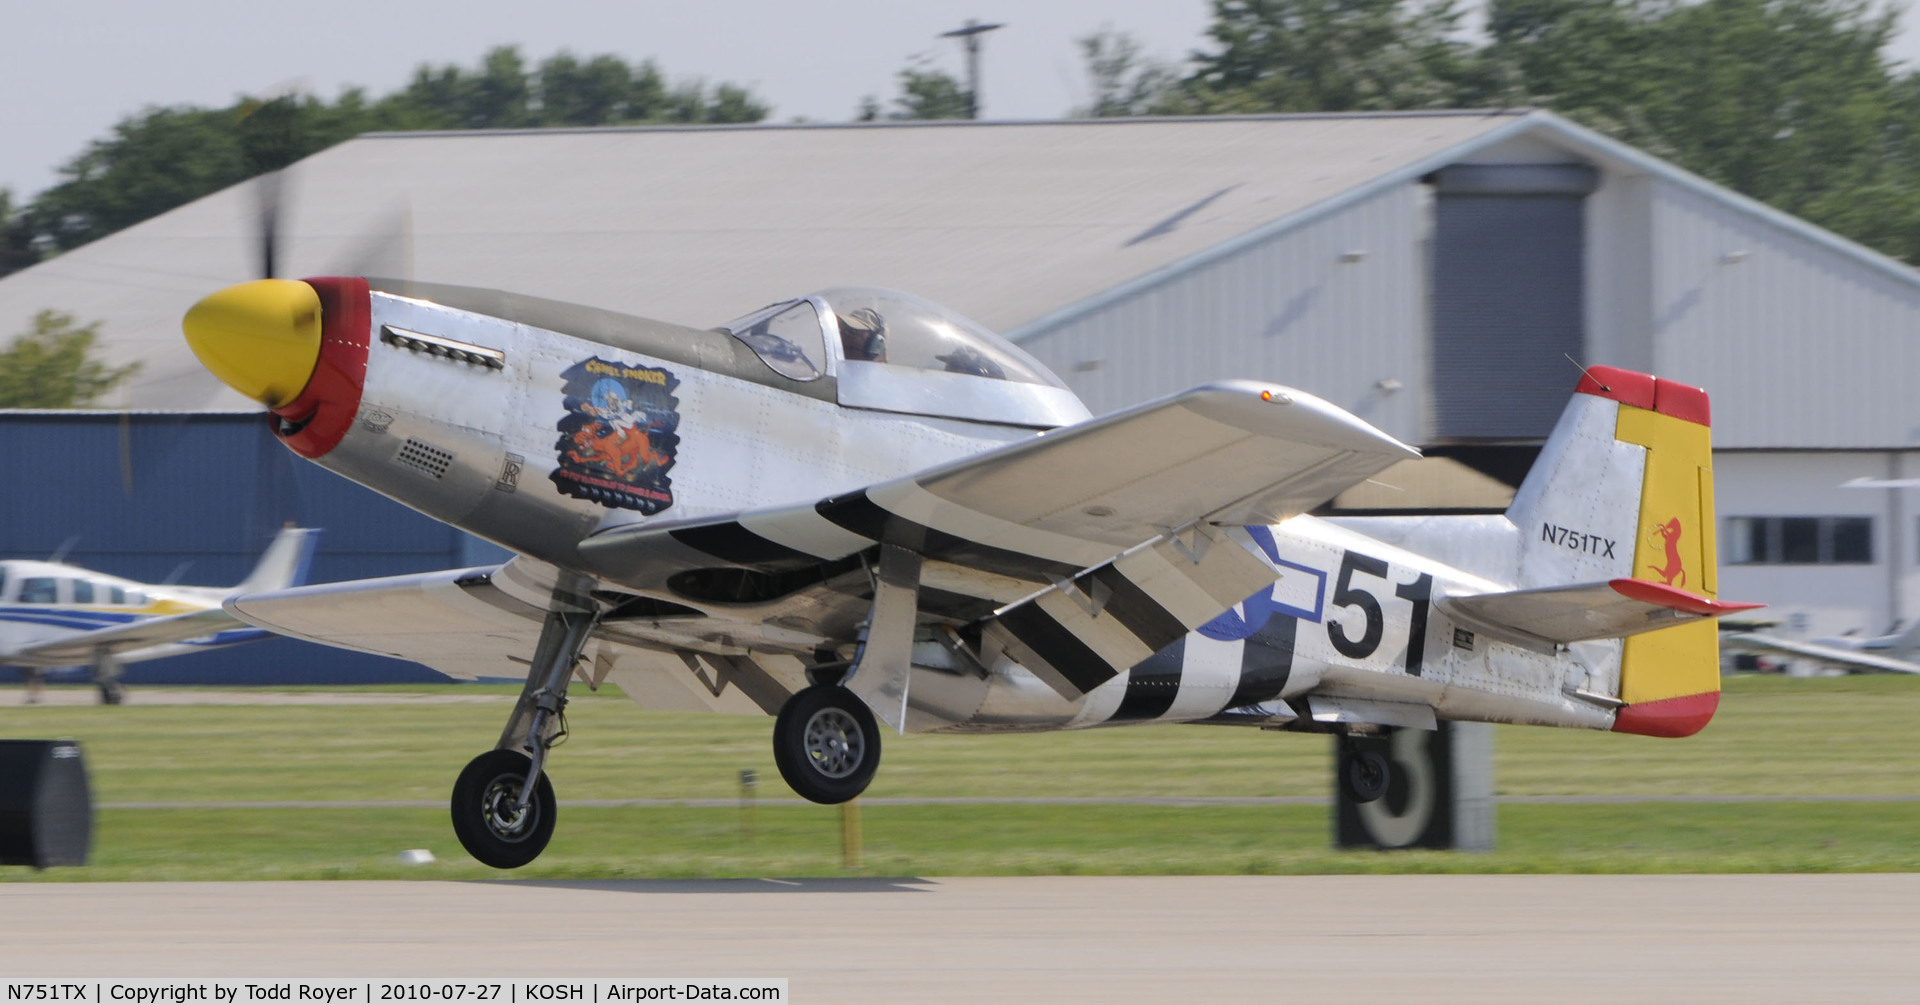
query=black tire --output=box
[450,749,556,869]
[1341,747,1391,804]
[98,682,124,706]
[772,685,881,804]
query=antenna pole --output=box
[940,19,1005,120]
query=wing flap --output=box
[1442,579,1763,649]
[982,527,1278,698]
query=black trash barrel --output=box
[0,739,93,868]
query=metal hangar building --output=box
[1,109,1916,682]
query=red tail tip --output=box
[1612,690,1719,738]
[1575,365,1711,426]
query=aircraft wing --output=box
[227,563,797,713]
[1722,632,1920,675]
[581,381,1419,697]
[1,608,249,667]
[1441,578,1764,651]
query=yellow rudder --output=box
[1576,366,1722,737]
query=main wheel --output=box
[450,749,556,869]
[1340,746,1391,803]
[772,685,881,804]
[97,681,124,705]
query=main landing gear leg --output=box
[92,649,125,706]
[771,544,918,803]
[451,605,597,869]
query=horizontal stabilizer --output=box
[1442,579,1763,650]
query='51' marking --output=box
[1326,550,1433,676]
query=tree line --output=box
[0,47,767,275]
[1077,0,1920,267]
[7,2,1920,405]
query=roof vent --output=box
[395,437,454,479]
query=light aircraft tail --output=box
[1503,365,1724,737]
[1875,619,1920,658]
[233,526,322,595]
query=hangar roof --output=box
[0,112,1524,410]
[4,109,1916,417]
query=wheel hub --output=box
[480,774,536,840]
[803,707,866,779]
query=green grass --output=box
[1,673,1917,880]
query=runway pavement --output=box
[2,874,1915,1002]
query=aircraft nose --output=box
[182,279,323,408]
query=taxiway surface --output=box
[2,874,1914,1002]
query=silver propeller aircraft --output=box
[1,526,318,703]
[1725,621,1920,675]
[180,275,1756,867]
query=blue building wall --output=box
[0,412,512,684]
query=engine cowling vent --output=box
[395,437,454,479]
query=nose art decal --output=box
[551,357,681,513]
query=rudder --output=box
[1506,365,1723,737]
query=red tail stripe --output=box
[1574,365,1711,426]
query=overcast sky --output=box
[1,0,1211,199]
[8,0,1920,201]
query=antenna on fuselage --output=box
[48,536,79,564]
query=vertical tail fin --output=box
[1506,366,1722,737]
[233,526,322,595]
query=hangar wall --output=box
[1646,179,1920,450]
[1715,451,1920,637]
[1021,184,1430,444]
[0,412,509,684]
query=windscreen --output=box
[714,299,827,381]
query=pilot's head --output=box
[839,307,887,362]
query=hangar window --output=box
[1727,516,1872,565]
[18,577,58,604]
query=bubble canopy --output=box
[717,287,1088,427]
[812,287,1069,389]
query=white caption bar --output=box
[3,982,787,1004]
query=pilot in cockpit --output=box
[837,307,888,362]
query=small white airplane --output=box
[179,274,1759,868]
[1725,621,1920,675]
[0,527,320,703]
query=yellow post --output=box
[841,799,863,869]
[738,769,757,839]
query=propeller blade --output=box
[256,169,283,279]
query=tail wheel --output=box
[451,749,556,869]
[1340,747,1391,803]
[773,685,881,804]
